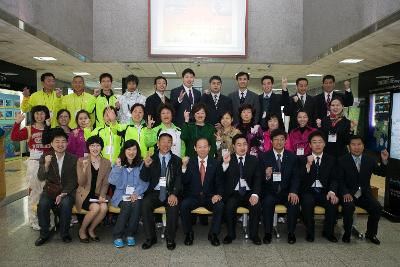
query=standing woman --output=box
[215,111,241,160]
[263,114,292,152]
[76,136,111,242]
[288,110,316,156]
[42,109,72,144]
[109,140,149,248]
[67,110,91,158]
[181,103,217,158]
[236,104,265,157]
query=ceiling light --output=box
[0,72,18,76]
[73,72,90,76]
[114,87,122,90]
[287,82,296,86]
[339,59,364,64]
[162,71,176,75]
[306,74,323,77]
[33,56,57,61]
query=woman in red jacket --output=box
[288,110,316,156]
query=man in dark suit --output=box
[199,75,232,127]
[35,128,77,246]
[339,135,389,245]
[299,131,339,242]
[259,129,300,244]
[258,75,289,130]
[221,133,262,245]
[314,75,353,121]
[228,72,260,124]
[170,68,201,127]
[180,138,224,246]
[283,77,316,131]
[145,76,170,127]
[140,133,182,250]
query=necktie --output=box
[240,92,245,104]
[263,95,270,112]
[161,96,165,104]
[276,153,282,172]
[159,156,167,202]
[213,95,218,108]
[314,156,321,193]
[326,93,331,104]
[326,93,331,115]
[300,95,305,106]
[238,157,246,196]
[188,89,193,106]
[200,160,205,186]
[355,156,361,172]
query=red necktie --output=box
[200,160,205,186]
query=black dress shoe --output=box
[208,234,220,246]
[251,236,262,245]
[288,233,296,244]
[184,231,194,246]
[366,235,381,245]
[263,233,272,244]
[342,233,351,243]
[62,235,72,243]
[79,235,89,243]
[322,232,338,243]
[166,239,176,250]
[89,235,100,242]
[306,234,314,242]
[223,235,233,244]
[35,237,48,246]
[142,238,157,249]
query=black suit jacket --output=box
[170,85,201,127]
[338,153,387,196]
[140,152,182,196]
[298,153,338,194]
[258,91,289,129]
[283,94,316,131]
[222,154,262,198]
[314,91,354,120]
[228,90,260,125]
[182,157,223,198]
[145,93,170,127]
[320,116,351,158]
[200,93,232,126]
[259,150,299,195]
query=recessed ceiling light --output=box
[339,59,364,64]
[73,72,90,76]
[306,74,323,77]
[33,56,57,61]
[161,71,176,75]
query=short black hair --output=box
[261,75,274,84]
[322,74,335,83]
[270,128,287,140]
[195,137,210,146]
[308,130,326,143]
[40,72,55,82]
[265,114,285,131]
[209,75,222,83]
[99,73,113,83]
[56,109,71,120]
[158,132,173,141]
[158,103,175,117]
[31,105,50,122]
[236,71,249,80]
[330,96,344,106]
[232,133,247,145]
[219,110,233,124]
[191,103,208,118]
[182,68,195,77]
[119,139,142,167]
[296,77,308,85]
[72,75,84,81]
[348,134,364,145]
[102,106,118,117]
[130,103,145,113]
[126,74,139,86]
[50,127,68,142]
[86,135,104,151]
[238,103,255,125]
[154,76,167,85]
[75,109,90,127]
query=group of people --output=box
[11,68,389,250]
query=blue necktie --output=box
[159,156,167,202]
[238,157,246,196]
[276,154,282,194]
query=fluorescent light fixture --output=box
[272,89,282,91]
[306,74,323,77]
[73,72,90,76]
[161,72,176,75]
[234,72,251,76]
[33,56,57,61]
[114,87,122,90]
[339,58,364,64]
[287,82,296,86]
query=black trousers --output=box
[113,200,142,239]
[262,192,300,234]
[141,191,179,241]
[301,190,337,237]
[224,192,261,239]
[180,195,224,235]
[38,192,74,239]
[341,193,382,236]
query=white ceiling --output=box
[0,17,400,90]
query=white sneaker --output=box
[71,215,79,224]
[31,222,41,231]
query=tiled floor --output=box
[4,158,28,196]
[1,196,400,267]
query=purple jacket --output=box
[67,128,87,158]
[288,126,316,156]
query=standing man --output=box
[170,68,201,127]
[339,135,389,245]
[140,133,182,250]
[258,75,289,130]
[283,77,315,131]
[87,73,118,128]
[314,75,353,121]
[21,72,63,127]
[145,76,170,127]
[259,129,300,244]
[222,134,262,245]
[199,76,232,126]
[228,72,260,124]
[61,75,95,129]
[117,74,147,124]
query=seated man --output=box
[339,135,389,245]
[35,128,77,246]
[299,131,339,242]
[222,134,262,245]
[180,138,224,246]
[259,129,300,244]
[140,133,182,250]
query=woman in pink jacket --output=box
[263,114,292,152]
[67,110,91,157]
[288,110,316,156]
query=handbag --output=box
[44,160,62,199]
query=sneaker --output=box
[71,215,79,224]
[127,237,136,246]
[31,222,41,231]
[114,239,125,248]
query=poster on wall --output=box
[390,92,400,160]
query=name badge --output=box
[125,185,135,195]
[262,111,266,119]
[328,134,337,143]
[122,195,131,201]
[239,178,248,189]
[354,187,362,198]
[296,147,305,156]
[314,180,323,188]
[83,153,89,157]
[159,177,167,187]
[105,145,114,155]
[273,172,282,182]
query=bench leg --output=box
[351,213,363,239]
[273,213,280,239]
[160,213,166,239]
[242,213,249,239]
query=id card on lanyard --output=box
[105,127,114,160]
